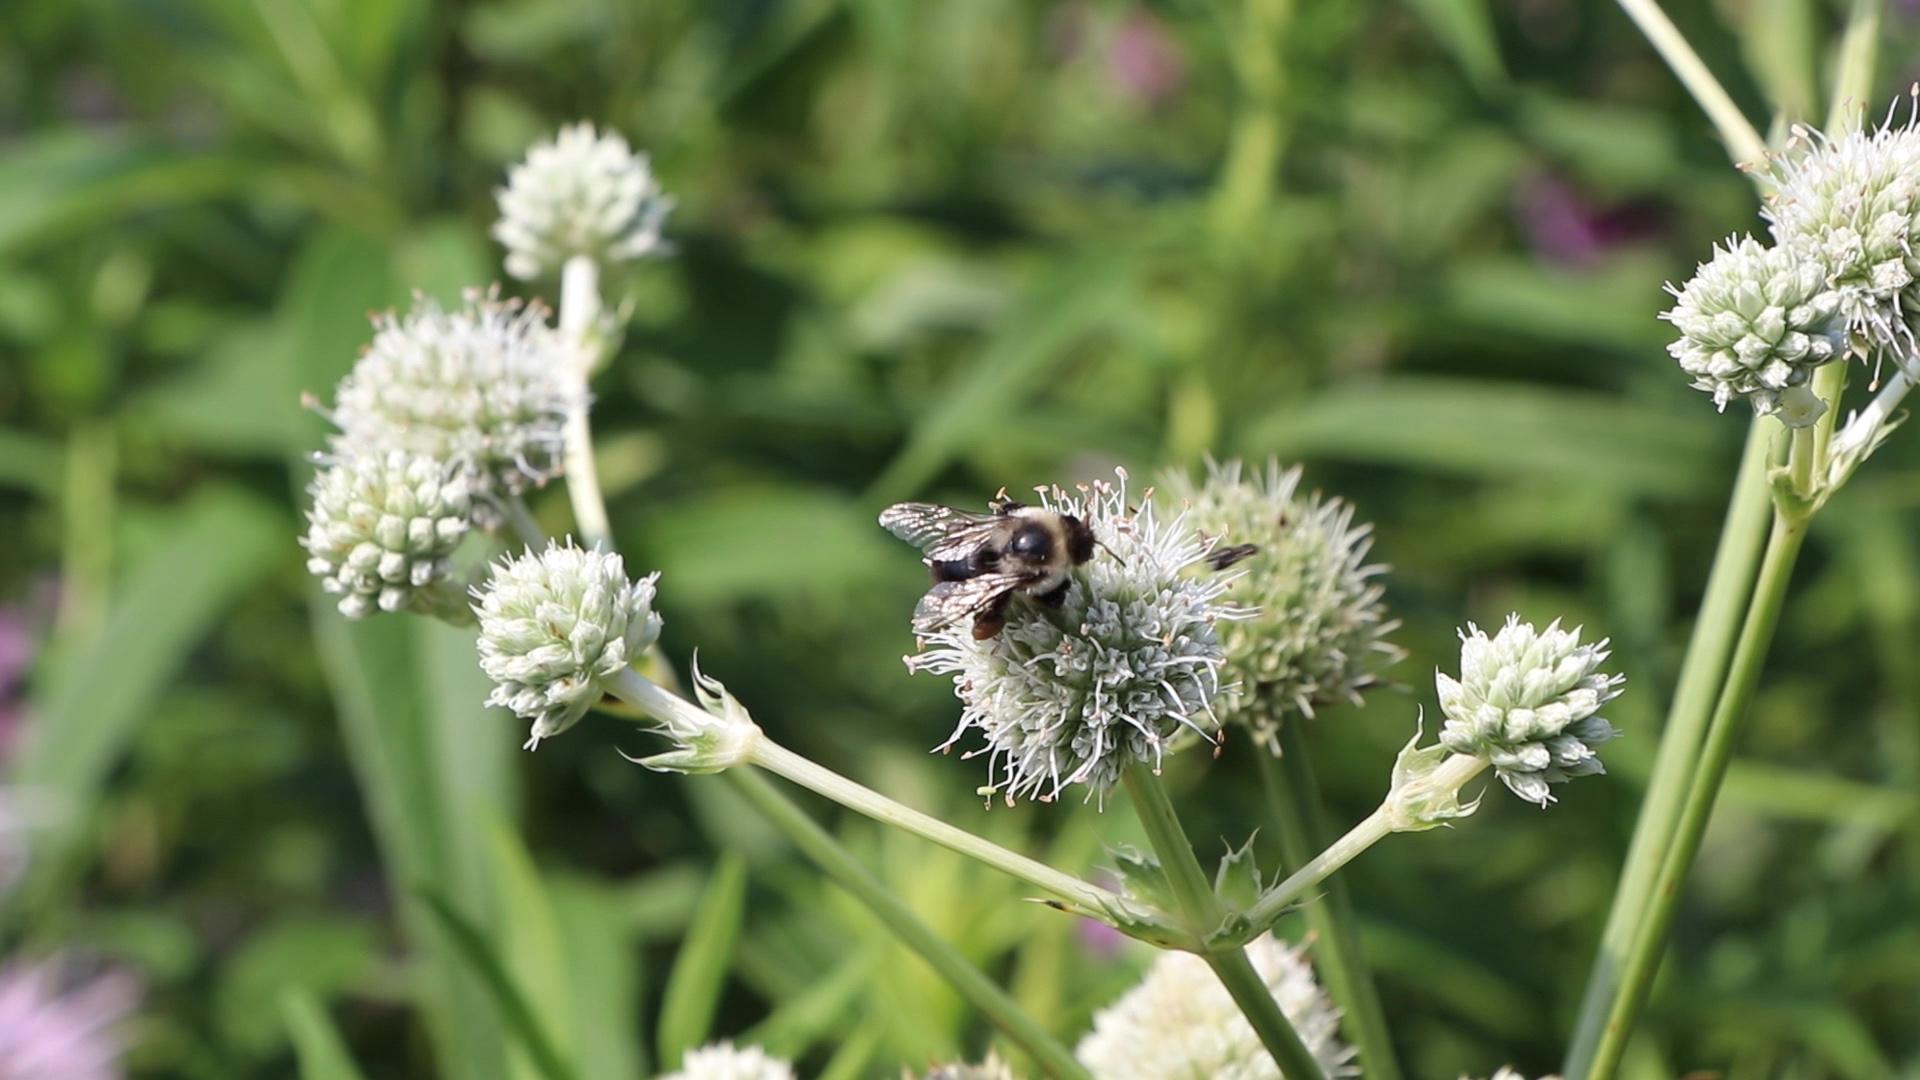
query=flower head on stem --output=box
[661,1042,795,1080]
[494,122,675,280]
[301,449,473,620]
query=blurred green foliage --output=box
[4,0,1920,1076]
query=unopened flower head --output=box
[662,1043,795,1080]
[1663,235,1845,425]
[494,122,674,280]
[302,450,471,620]
[1162,459,1401,750]
[1436,616,1625,806]
[1765,97,1920,355]
[906,1054,1018,1080]
[324,290,576,525]
[1075,934,1354,1079]
[904,470,1239,803]
[1462,1070,1563,1080]
[0,957,138,1080]
[473,541,663,748]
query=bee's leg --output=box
[930,558,974,583]
[971,593,1012,640]
[1032,580,1071,608]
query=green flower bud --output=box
[1664,235,1845,425]
[301,450,472,620]
[1162,459,1402,751]
[472,541,663,748]
[494,123,674,280]
[1436,616,1624,807]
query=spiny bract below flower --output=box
[494,122,675,280]
[301,450,472,620]
[323,289,577,526]
[1436,615,1624,807]
[1161,459,1401,750]
[905,1053,1019,1080]
[1663,234,1844,426]
[903,469,1240,804]
[473,541,663,749]
[1074,934,1354,1079]
[1764,97,1920,356]
[0,957,138,1080]
[661,1042,795,1080]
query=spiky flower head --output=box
[0,957,138,1080]
[903,470,1239,804]
[494,122,674,280]
[1663,234,1845,425]
[1765,99,1920,355]
[1161,459,1401,750]
[1436,616,1625,806]
[302,450,472,620]
[324,290,576,526]
[661,1043,795,1080]
[906,1054,1019,1080]
[1075,934,1353,1079]
[473,541,663,749]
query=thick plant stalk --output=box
[557,254,612,549]
[726,769,1093,1080]
[1121,765,1328,1080]
[1260,729,1400,1080]
[1614,0,1768,163]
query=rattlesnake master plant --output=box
[1463,1070,1563,1080]
[903,470,1241,804]
[1074,935,1354,1079]
[301,450,472,620]
[494,122,675,280]
[1764,101,1920,357]
[1436,616,1625,807]
[323,289,578,527]
[1161,459,1400,750]
[1663,235,1845,425]
[907,1055,1018,1080]
[472,541,664,748]
[661,1043,795,1080]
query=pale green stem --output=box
[1121,765,1327,1080]
[725,769,1093,1080]
[503,495,545,551]
[1789,425,1815,494]
[1245,754,1489,932]
[1614,0,1769,164]
[1261,729,1401,1080]
[558,254,612,550]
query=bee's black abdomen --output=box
[1062,515,1096,565]
[971,592,1013,640]
[931,558,974,583]
[1033,579,1071,607]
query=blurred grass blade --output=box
[282,991,372,1080]
[1399,0,1507,91]
[483,820,579,1080]
[551,877,646,1080]
[656,852,748,1070]
[0,131,249,256]
[417,889,582,1080]
[12,485,281,906]
[0,428,62,495]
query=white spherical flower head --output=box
[1462,1070,1563,1080]
[326,289,577,526]
[909,1055,1018,1080]
[494,122,675,280]
[302,450,472,620]
[1162,459,1401,750]
[1075,934,1354,1079]
[663,1042,795,1080]
[473,541,663,749]
[1436,615,1625,807]
[904,470,1240,804]
[1765,100,1920,354]
[1663,235,1845,425]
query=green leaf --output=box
[1399,0,1506,92]
[551,876,646,1080]
[282,991,372,1080]
[656,853,748,1070]
[219,915,380,1058]
[483,821,577,1080]
[1213,833,1266,911]
[0,427,63,495]
[12,486,282,904]
[417,890,582,1080]
[0,131,250,256]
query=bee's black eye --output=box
[1008,525,1051,559]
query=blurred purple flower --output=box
[0,959,137,1080]
[1514,174,1663,267]
[1077,917,1128,959]
[1108,9,1186,107]
[0,608,37,768]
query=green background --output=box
[3,0,1918,1076]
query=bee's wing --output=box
[880,503,1004,561]
[912,572,1032,636]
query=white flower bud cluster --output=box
[302,450,472,620]
[494,122,674,280]
[907,1054,1018,1080]
[472,542,663,748]
[905,470,1240,804]
[1663,235,1845,424]
[1074,935,1354,1079]
[1436,616,1624,806]
[661,1043,795,1080]
[1162,459,1401,750]
[327,290,578,523]
[1461,1069,1563,1080]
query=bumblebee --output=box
[880,493,1098,640]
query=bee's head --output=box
[1061,514,1097,565]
